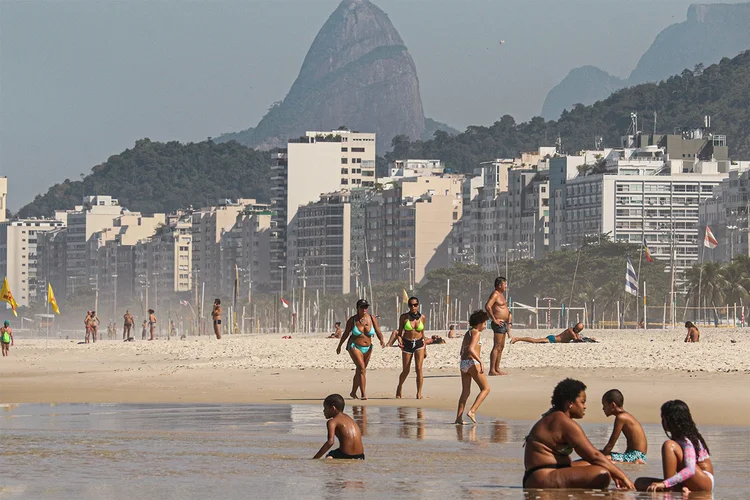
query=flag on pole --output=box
[704,225,719,248]
[179,299,189,307]
[280,297,290,308]
[0,277,19,316]
[47,283,60,315]
[625,258,638,296]
[643,240,653,263]
[402,289,409,305]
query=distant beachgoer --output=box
[684,321,700,343]
[1,320,14,356]
[635,400,714,493]
[328,322,343,339]
[394,296,428,400]
[455,310,491,425]
[90,311,100,342]
[601,389,648,463]
[448,324,458,338]
[148,309,157,341]
[512,323,586,344]
[485,276,512,375]
[522,378,634,490]
[84,311,93,343]
[313,394,365,460]
[212,299,222,339]
[336,299,385,400]
[141,320,148,340]
[123,310,134,340]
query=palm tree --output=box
[683,263,726,322]
[720,261,749,308]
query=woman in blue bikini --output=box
[336,299,385,400]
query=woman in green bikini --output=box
[394,296,428,399]
[522,378,634,490]
[336,299,385,400]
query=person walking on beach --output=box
[684,321,700,342]
[141,319,148,340]
[89,311,100,342]
[522,378,634,490]
[394,296,428,399]
[336,299,385,400]
[84,311,93,343]
[148,309,157,340]
[600,389,648,463]
[212,299,222,339]
[455,310,491,424]
[485,277,512,375]
[313,394,365,460]
[123,310,134,340]
[635,400,714,493]
[511,323,586,344]
[1,320,14,356]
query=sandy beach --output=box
[3,328,750,426]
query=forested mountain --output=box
[388,51,750,169]
[18,139,270,217]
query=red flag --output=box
[704,225,718,249]
[643,240,653,263]
[280,297,290,308]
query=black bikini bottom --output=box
[522,464,571,487]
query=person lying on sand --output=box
[511,323,592,344]
[313,394,365,460]
[327,322,342,339]
[601,389,648,463]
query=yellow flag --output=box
[0,277,19,317]
[402,289,409,305]
[48,282,61,315]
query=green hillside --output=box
[390,50,750,167]
[18,139,271,217]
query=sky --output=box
[0,0,743,210]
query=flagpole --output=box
[46,285,50,349]
[697,237,705,325]
[636,233,644,328]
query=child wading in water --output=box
[313,394,365,460]
[635,400,714,493]
[455,310,491,424]
[601,389,648,463]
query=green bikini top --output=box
[404,317,424,332]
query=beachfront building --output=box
[191,199,260,298]
[0,218,65,307]
[36,227,67,301]
[367,175,464,286]
[698,165,750,262]
[269,130,376,292]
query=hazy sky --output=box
[0,0,741,210]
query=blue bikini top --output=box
[351,315,374,337]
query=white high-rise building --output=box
[269,130,376,291]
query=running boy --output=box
[601,389,648,463]
[313,394,365,460]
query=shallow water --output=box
[1,403,747,499]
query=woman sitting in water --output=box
[522,378,634,490]
[336,299,385,400]
[635,400,714,493]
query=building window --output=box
[341,158,348,164]
[351,147,365,153]
[341,168,348,174]
[341,147,348,152]
[341,179,349,185]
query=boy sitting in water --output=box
[601,389,648,463]
[313,394,365,460]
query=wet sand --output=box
[3,328,750,426]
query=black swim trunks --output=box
[327,448,365,460]
[491,321,508,335]
[402,337,425,354]
[214,319,222,325]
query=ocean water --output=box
[1,403,747,499]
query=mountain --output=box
[541,2,750,120]
[219,0,425,152]
[388,51,750,169]
[17,139,270,218]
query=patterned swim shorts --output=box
[609,450,647,463]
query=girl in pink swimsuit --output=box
[635,400,714,493]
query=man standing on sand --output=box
[212,299,222,339]
[123,310,135,340]
[512,323,586,344]
[485,277,512,376]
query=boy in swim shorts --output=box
[601,389,648,463]
[313,394,365,460]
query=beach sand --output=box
[3,328,749,425]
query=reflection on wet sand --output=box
[455,423,477,443]
[491,420,510,444]
[351,405,367,436]
[398,407,425,440]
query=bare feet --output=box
[360,396,368,401]
[454,418,465,425]
[466,411,477,424]
[349,392,359,399]
[416,394,423,400]
[395,388,402,399]
[488,370,508,376]
[510,338,518,344]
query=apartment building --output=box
[0,218,65,307]
[269,130,376,291]
[36,227,67,300]
[698,164,750,262]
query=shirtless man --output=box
[684,321,700,342]
[212,299,222,340]
[485,276,512,376]
[512,323,585,344]
[123,310,135,340]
